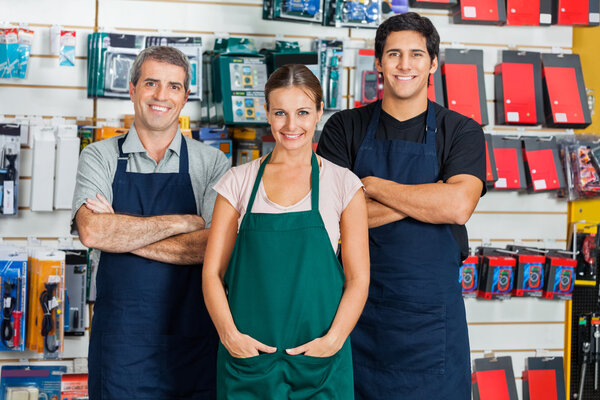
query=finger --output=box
[96,193,115,213]
[286,344,308,355]
[253,339,277,354]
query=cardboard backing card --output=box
[494,51,544,125]
[472,356,519,400]
[453,0,506,25]
[506,0,553,25]
[522,356,566,400]
[442,49,488,125]
[542,53,591,128]
[490,135,527,190]
[553,0,600,25]
[484,133,499,185]
[522,137,566,192]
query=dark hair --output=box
[375,12,440,63]
[264,64,323,111]
[130,46,191,92]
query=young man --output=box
[317,12,485,399]
[72,46,229,399]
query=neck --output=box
[134,122,178,163]
[269,144,313,167]
[381,93,428,122]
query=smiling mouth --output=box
[149,104,170,112]
[395,75,416,81]
[281,133,303,139]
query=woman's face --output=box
[266,85,323,152]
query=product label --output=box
[555,113,568,123]
[3,297,12,308]
[494,177,507,188]
[590,13,600,23]
[463,6,477,18]
[533,179,547,191]
[506,112,519,122]
[3,180,14,214]
[540,14,552,24]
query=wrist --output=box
[324,330,346,351]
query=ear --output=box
[375,57,383,74]
[429,55,438,75]
[264,102,270,125]
[184,89,190,103]
[317,102,324,123]
[129,81,135,101]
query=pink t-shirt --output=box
[213,157,363,251]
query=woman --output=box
[203,64,369,399]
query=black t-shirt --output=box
[316,101,486,260]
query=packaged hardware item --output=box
[335,0,381,28]
[0,124,20,216]
[560,135,600,200]
[314,40,344,110]
[0,365,67,400]
[59,30,76,67]
[16,28,34,79]
[272,0,325,23]
[0,246,27,351]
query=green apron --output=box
[217,152,354,399]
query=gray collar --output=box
[122,124,182,156]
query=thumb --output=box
[286,344,307,355]
[254,339,277,354]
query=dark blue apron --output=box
[351,101,470,399]
[88,135,217,400]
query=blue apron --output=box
[88,135,218,400]
[351,101,470,399]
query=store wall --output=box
[2,0,574,395]
[573,25,600,134]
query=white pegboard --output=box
[0,0,575,388]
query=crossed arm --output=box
[75,194,209,265]
[362,174,483,228]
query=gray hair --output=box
[130,46,191,92]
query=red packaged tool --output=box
[484,134,499,186]
[61,373,88,400]
[522,356,566,400]
[553,0,600,26]
[491,135,527,190]
[442,49,488,126]
[460,256,479,297]
[427,66,445,107]
[494,51,544,125]
[409,0,457,8]
[472,356,519,400]
[453,0,507,25]
[522,137,566,192]
[543,252,576,300]
[542,53,591,129]
[477,248,516,300]
[506,0,553,25]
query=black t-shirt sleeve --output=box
[317,111,353,169]
[440,118,486,189]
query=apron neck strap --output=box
[116,135,128,173]
[366,100,437,145]
[116,134,190,174]
[246,152,320,213]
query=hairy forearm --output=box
[77,211,193,253]
[132,229,210,265]
[364,177,480,225]
[366,198,406,228]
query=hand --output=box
[286,334,343,358]
[360,176,381,199]
[222,330,277,359]
[85,194,114,214]
[182,214,206,232]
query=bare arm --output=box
[361,174,483,225]
[75,203,205,253]
[366,198,406,229]
[203,195,277,358]
[131,229,210,265]
[287,189,370,357]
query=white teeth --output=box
[395,76,414,81]
[150,105,168,112]
[283,133,302,139]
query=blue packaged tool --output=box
[59,30,76,67]
[4,28,20,78]
[337,0,381,27]
[0,246,27,351]
[274,0,325,22]
[17,28,34,79]
[0,365,67,400]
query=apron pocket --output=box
[358,299,446,375]
[219,349,279,398]
[102,334,216,399]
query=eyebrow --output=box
[386,48,426,53]
[143,78,183,87]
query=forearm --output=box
[203,273,238,342]
[78,212,190,253]
[325,277,369,350]
[364,176,481,225]
[366,198,406,228]
[132,229,210,265]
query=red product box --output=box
[542,53,591,128]
[409,0,457,8]
[472,356,519,400]
[442,48,488,125]
[506,0,553,25]
[491,135,527,190]
[484,134,499,185]
[427,66,445,107]
[542,256,576,300]
[453,0,507,25]
[61,373,88,400]
[522,137,566,192]
[553,0,599,26]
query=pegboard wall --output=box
[1,0,579,396]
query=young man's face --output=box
[129,59,189,134]
[375,30,438,103]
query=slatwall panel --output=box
[2,1,574,396]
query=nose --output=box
[398,54,411,71]
[154,84,168,101]
[283,114,297,130]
